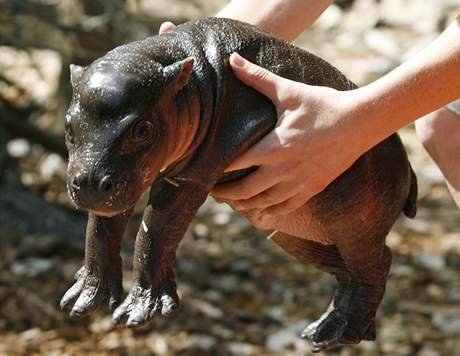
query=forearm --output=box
[216,0,333,42]
[350,16,460,149]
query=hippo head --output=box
[65,53,194,216]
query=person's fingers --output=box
[211,166,281,200]
[159,22,177,35]
[262,190,313,216]
[229,53,290,106]
[232,182,300,211]
[224,129,281,172]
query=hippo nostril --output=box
[99,175,113,192]
[71,173,87,189]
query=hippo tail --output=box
[403,166,417,219]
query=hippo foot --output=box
[60,265,122,318]
[301,282,381,352]
[112,273,179,327]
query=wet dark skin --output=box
[61,18,417,352]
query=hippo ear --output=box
[163,57,195,93]
[69,64,84,88]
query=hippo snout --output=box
[67,170,130,215]
[71,172,113,193]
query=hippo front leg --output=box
[60,210,132,317]
[112,177,209,327]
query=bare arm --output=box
[216,0,333,41]
[352,15,460,147]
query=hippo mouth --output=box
[67,177,136,217]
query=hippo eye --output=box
[131,120,154,143]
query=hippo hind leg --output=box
[271,233,386,352]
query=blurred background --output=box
[0,0,459,355]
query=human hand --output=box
[159,21,176,34]
[158,23,367,216]
[211,53,368,216]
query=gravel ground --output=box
[1,1,460,355]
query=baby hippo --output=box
[60,17,417,352]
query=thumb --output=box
[229,52,288,106]
[159,21,176,35]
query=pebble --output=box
[265,320,310,352]
[314,4,343,30]
[188,299,224,319]
[226,342,262,355]
[177,334,217,351]
[10,258,54,277]
[414,252,446,270]
[6,139,30,158]
[146,334,169,354]
[418,348,441,356]
[193,222,210,238]
[391,264,415,277]
[432,314,460,334]
[39,153,65,181]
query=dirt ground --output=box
[1,1,460,355]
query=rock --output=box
[227,341,262,355]
[403,218,431,234]
[146,334,169,354]
[89,316,113,333]
[6,139,30,158]
[176,334,217,351]
[364,29,401,59]
[418,347,441,356]
[432,314,460,334]
[414,252,446,270]
[229,259,251,277]
[10,258,54,277]
[265,320,310,352]
[314,4,343,31]
[39,153,65,181]
[193,222,210,238]
[391,264,415,277]
[213,275,240,292]
[380,316,410,342]
[188,299,224,319]
[213,211,232,225]
[378,0,442,34]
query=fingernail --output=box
[230,53,245,68]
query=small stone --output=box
[213,212,231,225]
[380,316,409,342]
[193,223,210,238]
[214,275,240,292]
[229,260,251,277]
[364,29,401,59]
[404,218,431,234]
[39,153,65,181]
[414,252,446,270]
[10,258,54,277]
[227,342,262,355]
[177,335,217,351]
[418,347,441,356]
[6,139,30,158]
[391,264,415,277]
[314,4,343,30]
[147,334,169,354]
[90,316,113,333]
[432,314,460,334]
[188,299,224,319]
[265,320,310,352]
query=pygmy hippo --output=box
[60,17,417,352]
